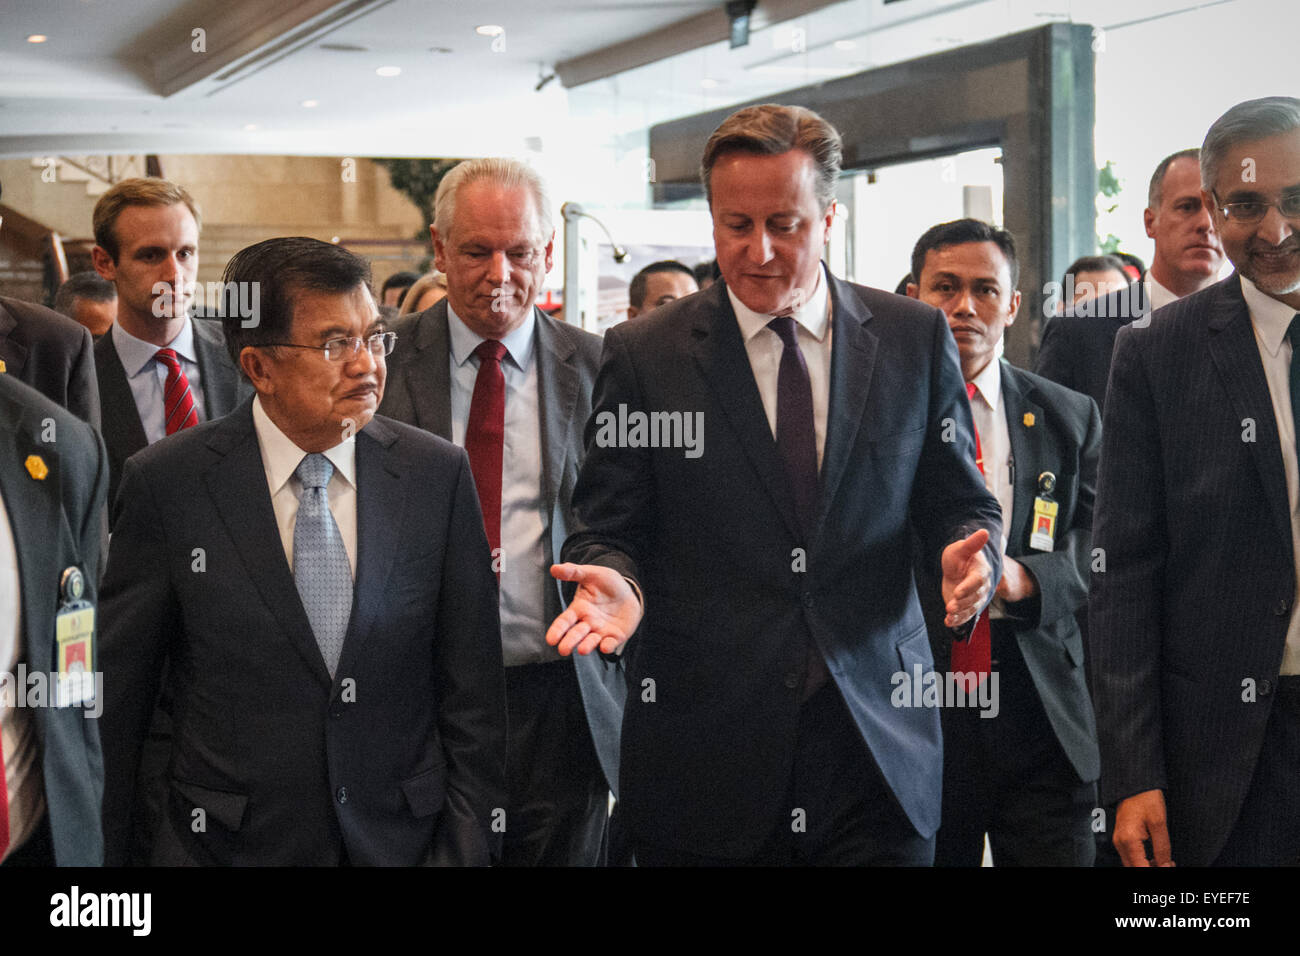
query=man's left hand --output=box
[941,529,994,628]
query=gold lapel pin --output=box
[1023,412,1035,428]
[25,454,48,480]
[0,359,7,373]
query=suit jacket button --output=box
[1259,679,1274,697]
[801,593,814,608]
[784,672,800,689]
[1276,599,1290,617]
[336,786,349,804]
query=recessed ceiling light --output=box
[834,39,856,51]
[243,123,258,131]
[330,236,340,243]
[476,25,504,37]
[301,99,319,108]
[376,66,401,77]
[700,77,719,88]
[26,34,48,43]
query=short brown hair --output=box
[700,104,842,211]
[92,177,202,262]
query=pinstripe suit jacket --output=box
[1090,272,1296,865]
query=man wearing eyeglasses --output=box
[98,236,507,865]
[379,158,624,867]
[1092,96,1300,867]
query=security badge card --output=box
[1029,471,1059,552]
[55,566,96,706]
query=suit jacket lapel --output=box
[999,363,1042,557]
[202,401,332,689]
[193,318,241,421]
[335,417,402,686]
[1207,274,1293,561]
[404,303,454,439]
[691,282,803,541]
[535,309,578,545]
[0,392,63,677]
[0,302,28,379]
[93,335,148,457]
[819,275,878,529]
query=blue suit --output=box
[562,275,1002,859]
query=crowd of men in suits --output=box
[1,93,1298,867]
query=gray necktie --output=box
[293,453,352,678]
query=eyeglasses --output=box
[1212,190,1300,224]
[257,331,397,362]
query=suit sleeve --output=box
[429,449,506,866]
[1089,325,1168,805]
[67,324,102,431]
[1006,394,1101,629]
[909,310,1003,622]
[1034,318,1078,395]
[560,324,653,591]
[97,457,178,865]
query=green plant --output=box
[373,158,463,250]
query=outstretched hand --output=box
[546,563,644,657]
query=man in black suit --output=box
[379,158,624,866]
[548,104,1002,865]
[907,219,1101,866]
[90,177,248,514]
[99,237,506,865]
[0,179,101,427]
[1037,148,1225,409]
[1092,96,1300,866]
[0,374,107,865]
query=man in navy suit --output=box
[547,104,1002,865]
[908,219,1101,866]
[99,237,506,865]
[1092,96,1300,866]
[1036,149,1224,410]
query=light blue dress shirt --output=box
[447,305,548,666]
[110,319,206,445]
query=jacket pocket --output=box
[170,779,249,831]
[401,761,447,819]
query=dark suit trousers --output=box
[1213,676,1300,866]
[1,811,54,866]
[934,620,1096,867]
[501,659,608,867]
[637,682,935,866]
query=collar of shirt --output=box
[729,264,830,345]
[966,356,1003,413]
[1241,274,1299,356]
[111,316,198,378]
[251,395,356,497]
[1144,272,1179,313]
[447,303,536,374]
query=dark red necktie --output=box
[465,340,507,566]
[951,381,991,690]
[155,348,198,435]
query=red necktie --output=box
[155,348,198,435]
[465,340,507,567]
[951,381,992,690]
[0,738,9,860]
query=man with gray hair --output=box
[1037,148,1224,410]
[1092,96,1300,866]
[548,104,1001,864]
[379,158,625,866]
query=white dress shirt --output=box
[729,265,833,468]
[1240,276,1300,674]
[111,319,207,445]
[447,306,548,667]
[0,488,45,861]
[251,397,358,577]
[966,358,1014,619]
[1145,273,1179,314]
